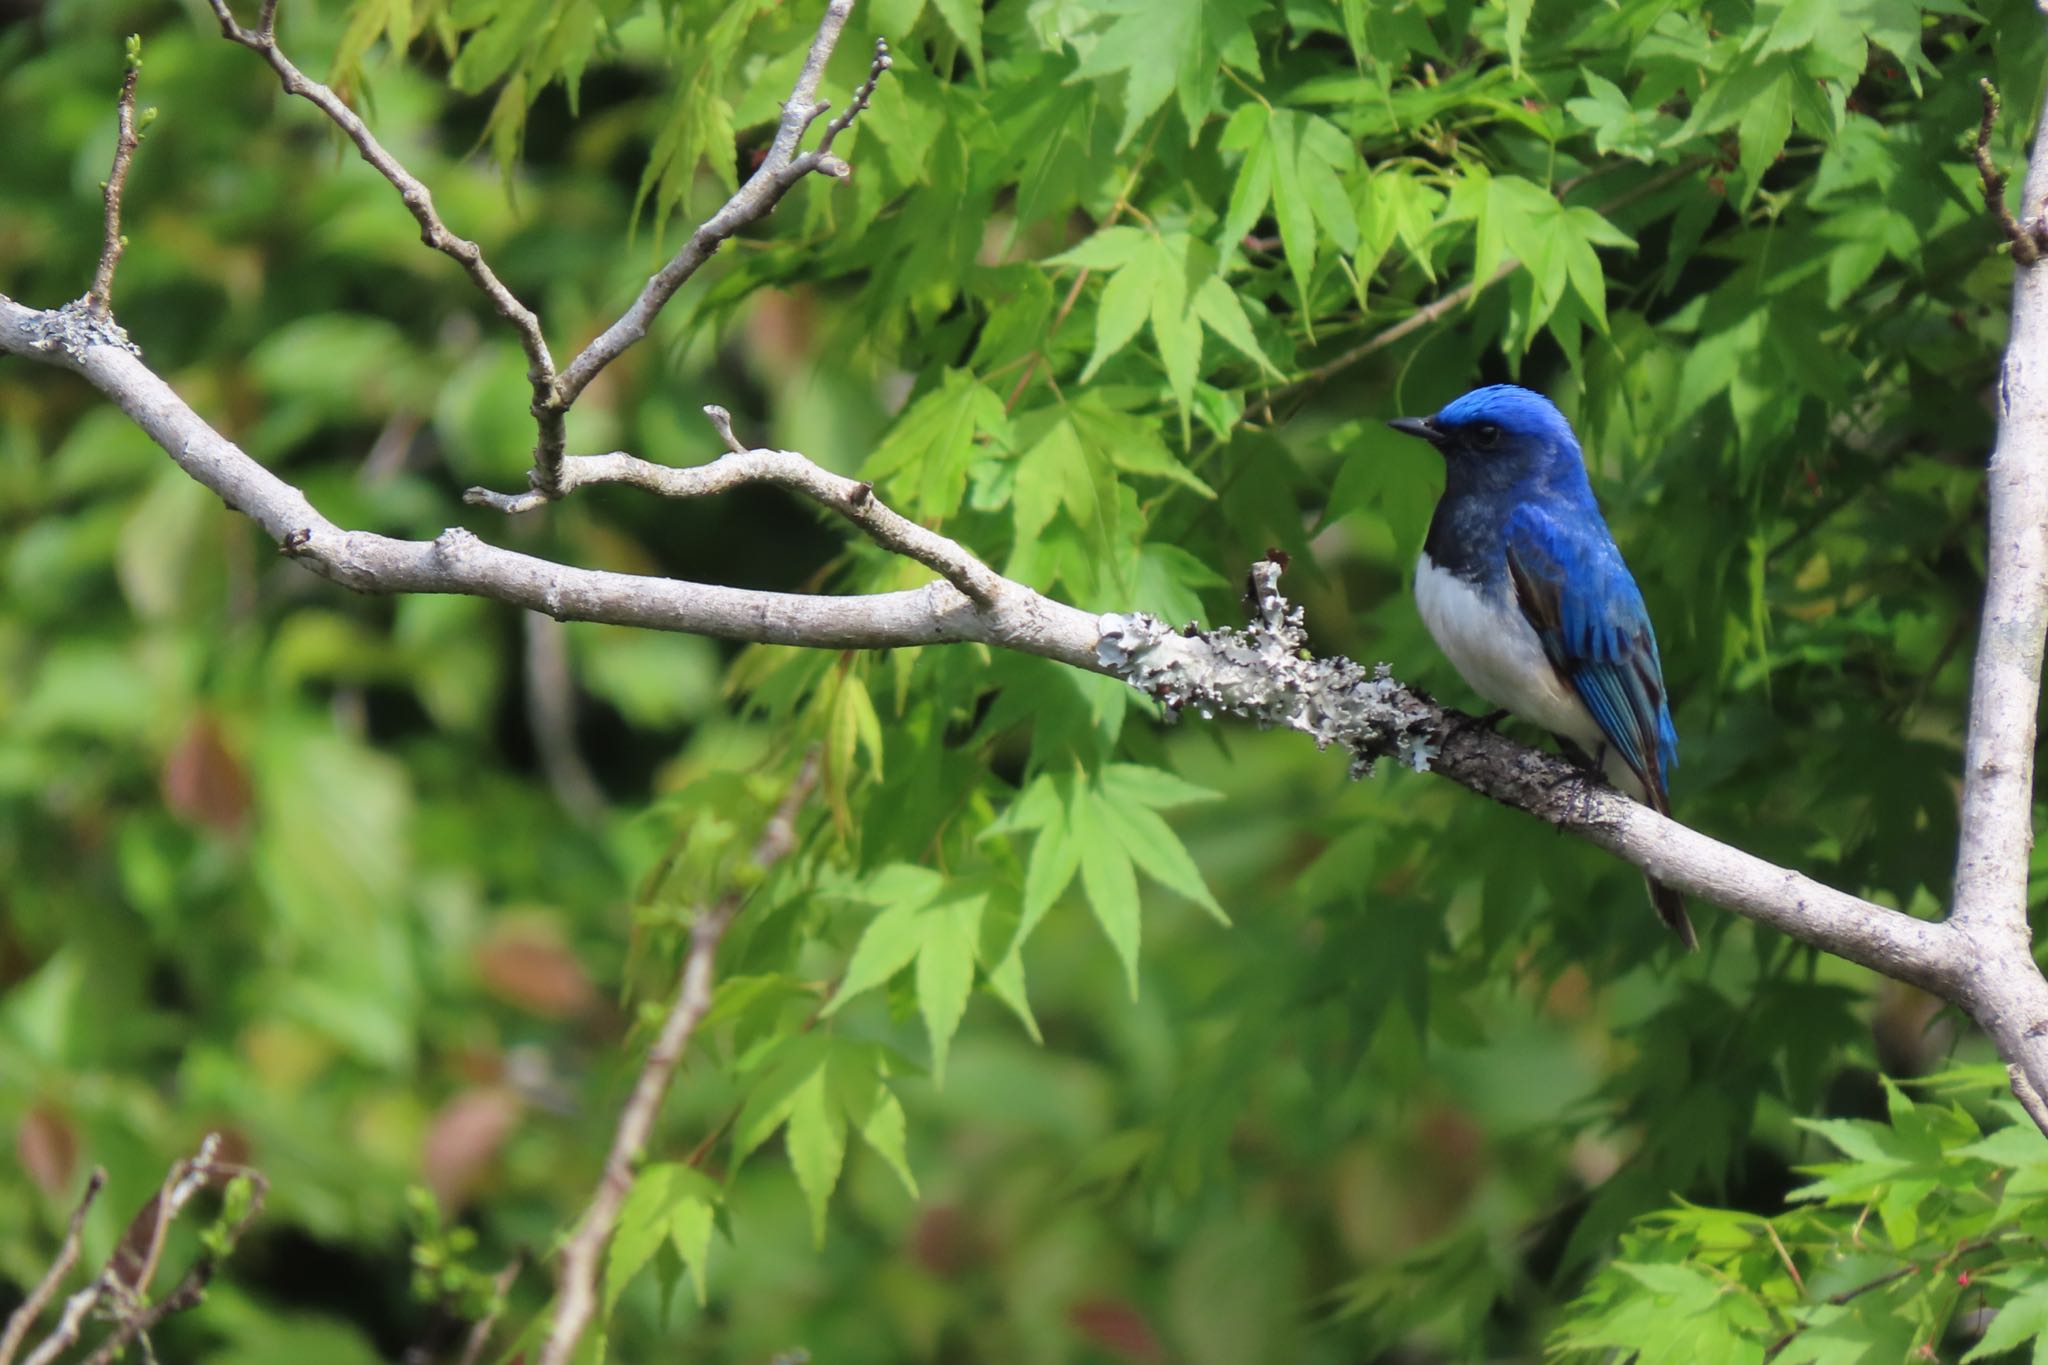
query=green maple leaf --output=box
[1071,0,1263,147]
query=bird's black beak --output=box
[1386,415,1443,445]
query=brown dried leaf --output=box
[16,1105,77,1195]
[1067,1298,1165,1363]
[474,917,596,1019]
[161,713,251,833]
[422,1086,523,1210]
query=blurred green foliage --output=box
[4,0,2048,1360]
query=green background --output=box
[5,0,2048,1360]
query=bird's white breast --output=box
[1414,552,1607,756]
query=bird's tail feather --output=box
[1646,875,1697,951]
[1635,771,1697,951]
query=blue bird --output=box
[1387,384,1694,949]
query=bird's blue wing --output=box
[1502,502,1678,797]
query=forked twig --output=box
[0,1171,107,1365]
[546,28,894,419]
[465,406,1004,608]
[204,0,561,467]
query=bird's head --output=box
[1386,384,1583,488]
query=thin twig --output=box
[20,1283,101,1365]
[76,1137,268,1365]
[86,44,143,320]
[547,21,891,416]
[1974,80,2044,265]
[454,1253,528,1365]
[1762,1238,2001,1361]
[205,0,561,475]
[465,406,1006,609]
[536,756,821,1365]
[1006,151,1157,413]
[1261,260,1514,414]
[77,1159,268,1365]
[1763,1220,1805,1299]
[0,1171,107,1365]
[17,1137,268,1365]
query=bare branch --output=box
[0,1171,107,1365]
[1098,561,1967,994]
[1948,76,2048,1116]
[0,294,1089,666]
[0,288,1980,1002]
[204,1,562,470]
[77,1144,268,1365]
[2010,1065,2048,1136]
[814,37,892,163]
[86,42,144,321]
[538,756,821,1365]
[547,14,890,414]
[15,1136,266,1365]
[19,1282,99,1365]
[207,0,887,502]
[464,407,1004,608]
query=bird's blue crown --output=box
[1434,384,1580,449]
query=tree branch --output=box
[204,1,562,474]
[1097,561,1965,993]
[453,1253,527,1365]
[464,405,1005,608]
[0,286,1981,1005]
[13,1136,266,1365]
[538,756,820,1365]
[207,0,887,504]
[12,0,2048,1136]
[1948,75,2048,1111]
[523,612,606,825]
[0,1172,106,1365]
[545,21,891,417]
[0,292,1099,670]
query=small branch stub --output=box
[1975,79,2048,265]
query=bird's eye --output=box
[1470,422,1502,449]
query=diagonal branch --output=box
[537,756,820,1365]
[0,1171,106,1365]
[207,0,889,504]
[86,40,144,321]
[205,0,562,468]
[15,1135,267,1365]
[1097,562,1965,994]
[545,21,892,419]
[0,293,1093,667]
